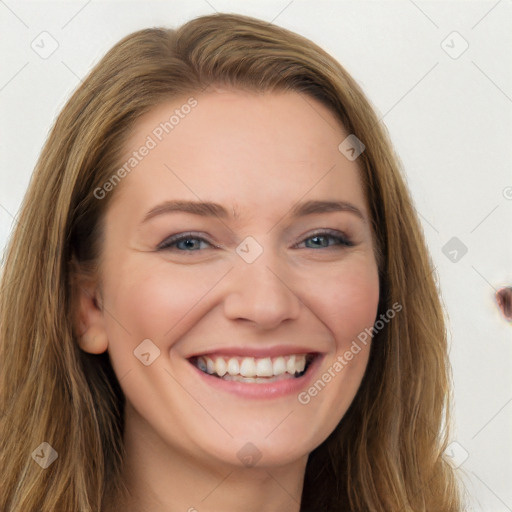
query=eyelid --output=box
[157,231,215,251]
[293,228,354,248]
[158,228,354,252]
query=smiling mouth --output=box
[189,353,318,383]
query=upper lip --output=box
[186,345,323,359]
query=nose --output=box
[222,251,302,330]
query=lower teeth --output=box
[198,366,308,383]
[221,373,296,383]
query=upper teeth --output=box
[195,354,307,378]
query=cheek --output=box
[102,262,226,366]
[106,263,224,342]
[315,261,380,347]
[291,262,379,443]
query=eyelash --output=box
[157,229,354,252]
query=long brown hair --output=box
[0,12,464,511]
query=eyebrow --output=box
[141,199,366,224]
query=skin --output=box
[76,88,380,511]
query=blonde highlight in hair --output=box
[1,13,463,511]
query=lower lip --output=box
[188,354,324,399]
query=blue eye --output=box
[157,230,354,252]
[158,233,211,251]
[298,230,354,249]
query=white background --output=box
[1,1,511,510]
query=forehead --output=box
[110,89,368,222]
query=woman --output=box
[0,12,464,511]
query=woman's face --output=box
[86,89,380,469]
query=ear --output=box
[74,277,109,355]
